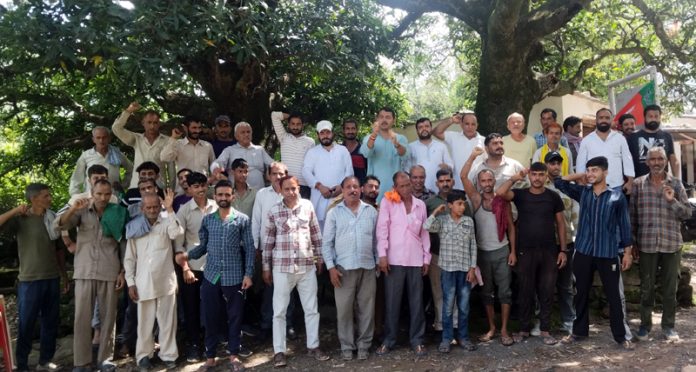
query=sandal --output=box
[500,335,514,346]
[512,332,530,343]
[197,363,216,372]
[229,357,246,372]
[437,342,451,353]
[478,332,495,342]
[414,344,427,357]
[543,335,558,345]
[375,344,390,356]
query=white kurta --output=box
[405,140,454,192]
[302,143,353,222]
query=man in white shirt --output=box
[112,102,175,189]
[211,122,273,190]
[124,191,183,370]
[576,108,635,192]
[70,126,132,195]
[160,116,215,181]
[302,121,354,229]
[432,112,485,189]
[271,111,315,198]
[406,118,453,193]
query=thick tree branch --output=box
[391,10,424,39]
[376,0,490,35]
[631,0,690,64]
[525,0,593,41]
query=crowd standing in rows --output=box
[0,102,691,372]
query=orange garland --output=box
[384,189,401,203]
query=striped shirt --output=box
[187,210,254,286]
[321,201,378,271]
[630,173,692,253]
[262,199,323,273]
[271,111,315,185]
[554,179,632,258]
[424,214,476,272]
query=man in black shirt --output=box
[627,104,680,178]
[497,162,566,345]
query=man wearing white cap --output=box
[302,120,354,229]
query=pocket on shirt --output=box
[406,217,423,238]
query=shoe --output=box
[458,339,477,351]
[273,352,287,368]
[138,357,152,372]
[163,360,177,370]
[36,362,60,371]
[619,340,634,350]
[530,319,541,337]
[341,349,353,360]
[357,348,369,360]
[635,326,649,341]
[663,328,680,341]
[375,344,390,356]
[99,361,117,372]
[238,345,254,358]
[437,341,451,353]
[287,327,298,340]
[414,344,427,357]
[561,334,583,344]
[308,347,330,361]
[186,345,202,363]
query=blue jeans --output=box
[16,278,60,369]
[441,270,471,343]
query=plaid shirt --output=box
[630,173,692,253]
[262,199,323,273]
[423,214,477,272]
[187,209,254,286]
[322,201,378,271]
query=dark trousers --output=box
[300,185,311,200]
[201,279,244,358]
[639,251,681,331]
[177,267,204,347]
[118,292,138,351]
[383,265,425,348]
[517,248,557,332]
[16,278,60,369]
[573,252,626,343]
[556,244,576,327]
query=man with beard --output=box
[630,147,691,341]
[555,156,634,349]
[210,115,236,158]
[361,107,409,200]
[618,114,637,137]
[627,104,680,178]
[160,117,216,188]
[576,108,635,192]
[497,163,566,345]
[302,120,353,229]
[432,112,485,190]
[342,119,368,185]
[467,133,526,189]
[532,121,574,176]
[406,118,453,193]
[362,175,381,209]
[271,111,315,198]
[176,180,255,371]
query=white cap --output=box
[316,120,333,132]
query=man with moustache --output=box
[211,122,274,190]
[160,116,215,180]
[271,111,315,198]
[497,164,566,345]
[467,133,526,189]
[210,115,236,158]
[630,147,691,341]
[562,116,583,170]
[410,165,434,201]
[406,118,453,193]
[532,122,574,176]
[361,107,409,199]
[322,176,379,361]
[176,180,255,371]
[555,156,635,349]
[70,126,132,195]
[433,112,485,189]
[618,114,637,137]
[534,108,571,148]
[302,120,353,229]
[361,175,381,209]
[627,104,680,178]
[342,119,368,184]
[576,108,635,192]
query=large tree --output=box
[378,0,696,132]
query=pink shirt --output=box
[377,195,431,267]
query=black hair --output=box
[186,172,208,187]
[586,156,609,170]
[87,164,109,177]
[529,162,547,172]
[562,116,582,132]
[136,161,160,174]
[446,190,467,204]
[231,158,249,170]
[541,108,557,120]
[484,133,503,146]
[643,104,662,117]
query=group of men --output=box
[1,102,692,371]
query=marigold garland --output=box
[384,189,401,203]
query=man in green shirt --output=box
[0,183,68,371]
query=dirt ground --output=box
[9,244,696,371]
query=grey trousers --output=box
[74,279,117,366]
[334,268,376,351]
[383,265,425,348]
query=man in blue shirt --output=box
[554,156,634,349]
[175,180,254,371]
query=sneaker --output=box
[36,362,60,371]
[273,352,287,368]
[357,348,369,360]
[186,345,202,363]
[341,349,353,361]
[138,357,152,372]
[663,328,680,341]
[635,326,649,341]
[619,340,634,350]
[530,319,541,337]
[239,345,254,358]
[287,327,298,341]
[307,347,330,361]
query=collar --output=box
[215,209,237,221]
[338,199,368,213]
